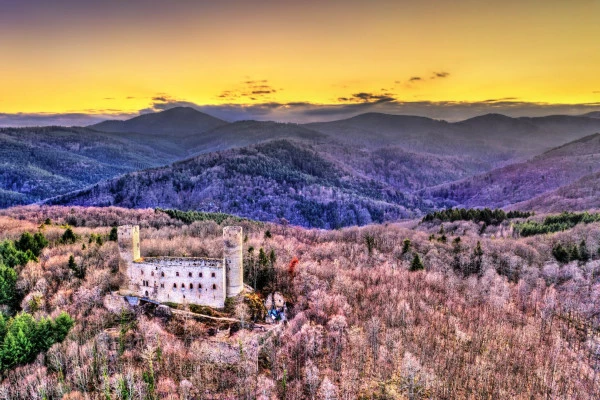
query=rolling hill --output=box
[511,171,600,212]
[421,133,600,209]
[182,120,329,155]
[46,139,427,228]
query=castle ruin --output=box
[117,225,243,308]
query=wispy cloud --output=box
[337,92,396,103]
[218,79,279,102]
[432,71,450,79]
[398,70,451,86]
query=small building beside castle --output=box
[117,225,243,308]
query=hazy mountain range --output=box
[2,106,600,227]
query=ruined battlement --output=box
[135,257,223,266]
[118,225,243,308]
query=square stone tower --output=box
[223,226,243,297]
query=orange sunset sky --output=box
[1,0,599,124]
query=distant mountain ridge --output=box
[90,107,228,136]
[307,112,600,163]
[3,107,600,226]
[583,111,600,118]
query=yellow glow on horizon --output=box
[1,0,599,115]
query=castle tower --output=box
[118,225,140,262]
[223,226,243,297]
[118,225,140,293]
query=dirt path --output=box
[171,308,276,331]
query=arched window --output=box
[189,283,193,289]
[199,284,203,289]
[188,272,192,277]
[212,284,216,290]
[211,272,216,278]
[173,283,177,288]
[176,272,180,277]
[145,291,148,296]
[199,272,203,277]
[161,271,165,277]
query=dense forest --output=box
[48,140,421,228]
[516,211,600,236]
[0,205,597,398]
[422,208,533,225]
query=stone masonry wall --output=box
[132,258,226,308]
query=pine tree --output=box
[402,239,411,254]
[0,264,17,306]
[364,234,375,256]
[452,237,462,272]
[470,241,484,275]
[61,228,77,244]
[109,227,118,241]
[256,248,270,291]
[68,255,76,271]
[552,244,570,263]
[579,240,590,262]
[569,244,580,262]
[410,254,425,271]
[15,232,47,258]
[269,249,277,289]
[68,255,85,279]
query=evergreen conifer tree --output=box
[410,254,425,271]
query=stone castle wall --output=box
[132,257,226,308]
[118,225,242,309]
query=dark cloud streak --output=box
[2,95,600,127]
[432,71,450,78]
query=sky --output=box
[1,0,599,126]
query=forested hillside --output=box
[422,133,600,209]
[47,140,421,228]
[0,127,182,208]
[0,205,598,398]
